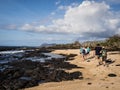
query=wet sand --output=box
[26,49,120,90]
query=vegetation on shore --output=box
[46,34,120,51]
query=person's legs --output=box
[102,56,105,65]
[102,56,107,66]
[95,55,98,60]
[85,53,87,60]
[87,52,90,57]
[82,54,86,61]
[97,55,102,65]
[80,53,82,58]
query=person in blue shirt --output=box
[80,47,83,54]
[86,46,90,55]
[80,46,87,61]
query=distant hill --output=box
[43,41,81,49]
[40,43,57,47]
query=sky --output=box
[0,0,120,46]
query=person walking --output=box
[80,46,86,61]
[95,44,102,66]
[86,46,90,55]
[80,46,83,54]
[85,46,91,61]
[101,46,107,66]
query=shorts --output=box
[102,56,107,61]
[86,52,90,54]
[96,53,102,59]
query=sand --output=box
[25,49,120,90]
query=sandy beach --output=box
[26,49,120,90]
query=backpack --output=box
[102,50,107,56]
[82,49,86,54]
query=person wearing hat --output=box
[101,46,107,66]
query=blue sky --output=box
[0,0,120,46]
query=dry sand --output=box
[26,49,120,90]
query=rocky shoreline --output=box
[0,49,83,90]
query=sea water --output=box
[0,50,65,64]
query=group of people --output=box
[95,44,107,66]
[80,44,107,66]
[80,46,90,60]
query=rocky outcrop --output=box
[0,54,83,90]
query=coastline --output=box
[26,49,120,90]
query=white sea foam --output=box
[0,51,65,64]
[0,50,25,54]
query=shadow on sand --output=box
[104,58,115,67]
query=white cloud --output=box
[51,12,56,15]
[55,0,61,5]
[58,5,66,10]
[19,1,120,38]
[20,24,33,31]
[58,3,79,10]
